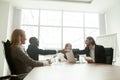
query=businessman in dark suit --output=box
[27,37,45,61]
[80,37,106,63]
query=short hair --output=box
[29,37,37,44]
[86,36,96,45]
[11,29,25,46]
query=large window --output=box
[40,10,62,26]
[39,27,61,49]
[63,12,83,27]
[63,28,84,49]
[21,9,99,50]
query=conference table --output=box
[24,61,120,80]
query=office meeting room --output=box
[0,0,120,80]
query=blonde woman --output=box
[58,43,72,54]
[57,43,72,61]
[11,29,51,74]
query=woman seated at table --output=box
[57,43,72,61]
[10,29,51,75]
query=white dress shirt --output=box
[89,45,95,62]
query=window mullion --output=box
[38,9,40,43]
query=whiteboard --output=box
[96,33,117,61]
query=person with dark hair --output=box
[27,37,45,61]
[80,36,106,63]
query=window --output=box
[63,12,83,27]
[84,13,99,41]
[63,28,84,49]
[85,29,99,41]
[40,10,62,26]
[21,9,99,50]
[21,9,39,25]
[85,13,99,28]
[39,27,61,49]
[21,26,38,48]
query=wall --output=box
[0,1,13,76]
[105,2,120,57]
[99,13,106,35]
[12,8,21,31]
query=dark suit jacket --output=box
[27,44,45,60]
[80,45,106,63]
[11,45,43,74]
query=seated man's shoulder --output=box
[96,44,104,48]
[95,45,105,52]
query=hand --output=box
[85,59,94,63]
[58,59,61,62]
[46,59,52,64]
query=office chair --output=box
[104,48,113,64]
[72,49,80,61]
[0,40,27,80]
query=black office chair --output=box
[104,48,113,64]
[0,40,27,80]
[72,49,80,61]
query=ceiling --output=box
[1,0,120,13]
[25,0,93,3]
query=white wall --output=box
[7,3,13,39]
[105,2,120,57]
[0,1,13,76]
[12,8,21,31]
[99,13,106,35]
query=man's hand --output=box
[85,57,94,63]
[46,59,52,64]
[85,59,94,63]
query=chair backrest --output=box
[104,48,113,64]
[72,49,80,61]
[2,40,16,74]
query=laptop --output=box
[65,51,76,63]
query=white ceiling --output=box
[26,0,93,3]
[2,0,120,13]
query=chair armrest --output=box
[0,73,28,80]
[17,73,28,79]
[0,75,17,80]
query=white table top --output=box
[24,62,120,80]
